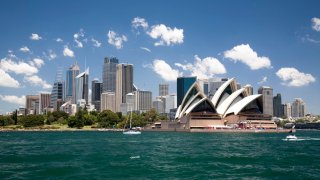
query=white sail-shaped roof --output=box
[224,94,262,117]
[216,88,246,115]
[211,78,235,107]
[184,97,216,115]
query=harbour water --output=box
[1,131,320,179]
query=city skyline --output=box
[0,0,320,114]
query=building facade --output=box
[75,68,89,105]
[39,93,51,114]
[134,90,152,113]
[159,83,169,96]
[102,57,119,92]
[101,92,116,112]
[283,103,292,118]
[291,98,306,118]
[26,95,39,115]
[51,81,64,111]
[153,100,164,114]
[177,76,197,107]
[91,80,102,111]
[165,94,177,113]
[273,93,282,117]
[258,86,273,116]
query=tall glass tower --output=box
[177,77,197,107]
[76,68,89,105]
[92,79,102,111]
[66,62,80,103]
[115,63,133,112]
[102,57,119,92]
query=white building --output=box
[101,92,116,112]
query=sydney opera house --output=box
[158,78,277,131]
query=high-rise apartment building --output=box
[102,57,119,92]
[101,92,116,112]
[76,68,89,105]
[115,64,133,112]
[291,98,306,118]
[39,93,51,114]
[91,80,102,111]
[133,90,152,113]
[273,93,282,117]
[65,62,80,103]
[177,77,197,107]
[26,95,39,114]
[159,83,169,96]
[283,103,292,118]
[258,86,273,116]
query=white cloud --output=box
[140,47,151,52]
[258,76,267,84]
[301,34,320,43]
[30,33,42,40]
[7,50,16,58]
[24,75,52,89]
[47,49,57,60]
[311,17,320,32]
[0,69,20,88]
[224,44,271,70]
[56,38,63,42]
[175,55,226,79]
[132,17,149,30]
[147,24,184,46]
[107,30,128,49]
[32,58,44,68]
[276,67,316,87]
[0,95,25,106]
[74,29,85,48]
[19,46,30,53]
[63,46,74,57]
[91,38,101,47]
[150,59,182,81]
[0,58,38,75]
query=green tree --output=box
[143,108,158,123]
[11,110,18,125]
[52,111,69,122]
[20,115,45,127]
[0,115,14,126]
[84,114,96,126]
[97,110,120,128]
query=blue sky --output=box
[0,0,320,114]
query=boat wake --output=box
[282,137,320,141]
[130,155,140,159]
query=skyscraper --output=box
[51,82,64,111]
[76,68,89,105]
[159,83,169,96]
[101,92,116,112]
[39,93,51,114]
[273,93,283,117]
[244,84,253,95]
[283,103,292,118]
[134,90,152,113]
[65,62,80,104]
[258,86,273,116]
[115,64,133,112]
[177,77,197,107]
[26,95,39,114]
[102,57,119,92]
[292,98,306,118]
[91,79,102,111]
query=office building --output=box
[258,86,273,116]
[75,68,89,105]
[101,92,116,112]
[133,90,152,113]
[65,62,80,103]
[244,84,253,95]
[92,79,102,111]
[283,103,292,118]
[292,98,306,118]
[51,81,64,111]
[39,93,51,114]
[26,95,39,114]
[273,93,282,117]
[159,83,169,96]
[115,63,133,112]
[165,94,177,113]
[153,100,164,113]
[177,76,197,107]
[102,57,119,92]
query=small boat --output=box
[284,135,298,141]
[123,110,141,135]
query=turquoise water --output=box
[1,131,320,179]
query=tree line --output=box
[0,108,167,129]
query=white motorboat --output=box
[285,135,298,141]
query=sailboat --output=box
[123,109,141,135]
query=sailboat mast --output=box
[130,108,132,129]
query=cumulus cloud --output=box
[0,95,25,106]
[224,44,271,70]
[47,49,57,60]
[74,29,85,48]
[107,30,128,49]
[132,17,149,30]
[147,24,184,46]
[19,46,30,53]
[32,58,44,68]
[258,76,267,84]
[0,57,38,75]
[150,59,182,81]
[0,69,20,88]
[276,67,316,87]
[56,38,63,42]
[312,17,320,32]
[24,75,52,89]
[175,55,226,79]
[91,38,101,47]
[140,47,151,52]
[30,33,42,40]
[63,46,74,57]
